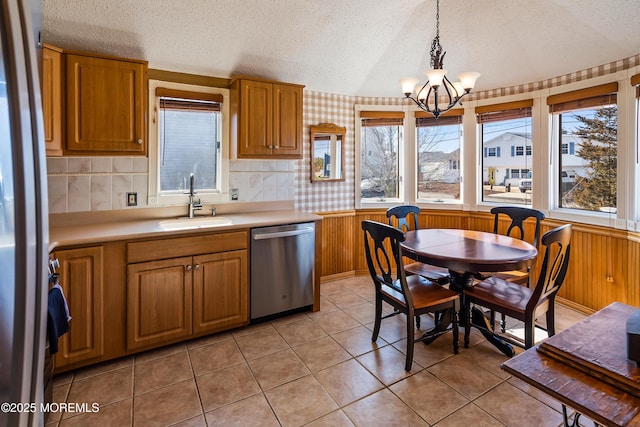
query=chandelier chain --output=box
[430,0,443,69]
[435,0,439,38]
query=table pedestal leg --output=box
[420,270,472,344]
[470,307,515,357]
[446,270,514,357]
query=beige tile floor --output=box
[48,275,590,427]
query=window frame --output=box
[547,82,620,221]
[475,98,534,208]
[415,109,464,205]
[355,105,407,208]
[147,79,230,206]
[537,72,640,229]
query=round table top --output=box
[401,229,538,273]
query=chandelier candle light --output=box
[400,0,480,118]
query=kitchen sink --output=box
[159,216,232,230]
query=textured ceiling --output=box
[42,0,640,97]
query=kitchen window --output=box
[548,83,618,214]
[147,80,229,206]
[415,109,463,203]
[476,100,533,206]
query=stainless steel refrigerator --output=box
[0,0,48,425]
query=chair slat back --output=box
[528,224,572,311]
[361,220,413,306]
[491,206,546,247]
[386,205,420,233]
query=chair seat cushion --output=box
[492,270,529,285]
[405,262,450,284]
[464,276,534,316]
[382,275,459,310]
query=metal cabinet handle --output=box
[186,264,192,271]
[136,138,143,145]
[194,264,200,270]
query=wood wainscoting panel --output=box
[421,210,470,230]
[467,212,494,233]
[544,221,628,312]
[317,211,356,279]
[354,210,388,274]
[627,235,640,308]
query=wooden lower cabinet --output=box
[127,257,193,350]
[54,246,104,369]
[127,248,248,350]
[193,250,248,334]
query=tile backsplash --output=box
[47,157,295,214]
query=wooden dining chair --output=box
[481,206,546,332]
[463,224,572,350]
[362,220,460,371]
[489,206,546,284]
[386,205,451,285]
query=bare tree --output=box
[361,126,399,198]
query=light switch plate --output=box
[127,192,137,206]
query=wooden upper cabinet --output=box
[42,44,63,156]
[273,83,303,157]
[231,77,303,159]
[238,80,273,157]
[65,53,147,155]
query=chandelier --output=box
[400,0,480,118]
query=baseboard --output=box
[320,271,356,283]
[556,296,596,315]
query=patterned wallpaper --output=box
[297,92,405,213]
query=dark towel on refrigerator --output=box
[47,286,70,355]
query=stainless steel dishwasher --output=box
[251,222,315,320]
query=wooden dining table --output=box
[502,302,640,427]
[400,228,539,355]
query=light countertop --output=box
[49,209,321,250]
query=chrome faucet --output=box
[186,173,202,218]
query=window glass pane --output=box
[158,103,219,193]
[557,105,617,213]
[417,122,462,202]
[360,123,401,200]
[481,116,532,205]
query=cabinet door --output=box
[127,257,193,350]
[42,45,63,156]
[272,83,303,158]
[193,250,248,334]
[238,80,272,157]
[65,54,146,155]
[54,246,103,369]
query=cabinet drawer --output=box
[126,231,248,263]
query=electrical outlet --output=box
[230,188,239,201]
[127,192,137,206]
